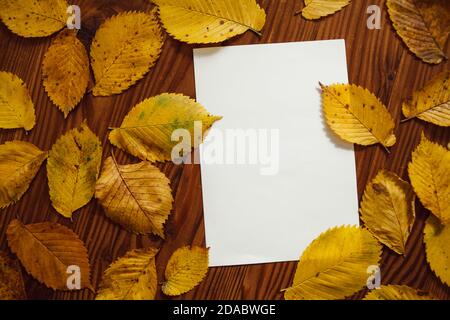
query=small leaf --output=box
[95,156,173,237]
[47,122,102,218]
[42,30,90,117]
[424,215,450,286]
[360,170,415,255]
[284,226,382,300]
[6,219,91,290]
[364,285,435,300]
[408,133,450,224]
[90,10,163,96]
[153,0,266,44]
[162,246,209,296]
[96,247,158,300]
[300,0,351,20]
[402,70,450,127]
[0,141,47,209]
[0,253,26,300]
[387,0,450,64]
[0,71,36,130]
[0,0,67,37]
[321,83,396,149]
[109,93,222,162]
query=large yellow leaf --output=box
[0,141,47,209]
[90,10,163,96]
[299,0,351,20]
[402,70,450,127]
[364,285,435,300]
[96,247,158,300]
[0,0,67,37]
[321,83,396,149]
[95,156,173,238]
[6,219,92,290]
[284,226,382,300]
[162,246,209,296]
[387,0,450,64]
[424,215,450,286]
[0,253,26,300]
[42,30,89,117]
[153,0,266,44]
[109,93,222,162]
[47,122,102,218]
[408,134,450,224]
[0,71,35,130]
[360,170,415,255]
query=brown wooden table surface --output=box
[0,0,449,300]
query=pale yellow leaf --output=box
[300,0,351,20]
[284,226,382,300]
[0,252,26,300]
[153,0,266,44]
[96,247,158,300]
[360,170,415,255]
[0,141,47,209]
[162,246,209,296]
[47,122,102,218]
[364,285,435,300]
[95,156,173,237]
[0,71,35,130]
[424,215,450,286]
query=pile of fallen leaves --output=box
[0,0,449,300]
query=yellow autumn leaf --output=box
[153,0,266,44]
[0,141,47,209]
[284,226,382,300]
[42,30,89,117]
[424,215,450,286]
[387,0,450,64]
[109,93,222,162]
[360,170,415,255]
[47,122,102,218]
[321,83,396,149]
[364,285,435,300]
[6,219,92,290]
[0,71,35,130]
[0,253,26,300]
[162,246,209,296]
[299,0,351,20]
[0,0,67,37]
[95,156,173,238]
[402,70,450,127]
[408,133,450,224]
[90,10,163,96]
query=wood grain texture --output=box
[0,0,449,300]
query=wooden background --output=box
[0,0,449,300]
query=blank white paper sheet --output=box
[193,40,359,267]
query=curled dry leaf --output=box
[0,253,26,300]
[96,247,159,300]
[284,226,382,300]
[42,30,90,117]
[321,83,396,149]
[0,0,67,37]
[402,70,450,127]
[387,0,450,64]
[6,219,91,290]
[408,133,450,224]
[0,71,35,130]
[90,10,163,96]
[0,141,47,209]
[364,285,435,300]
[162,246,209,296]
[424,215,450,286]
[360,170,415,255]
[95,156,173,237]
[47,122,102,218]
[153,0,266,44]
[299,0,351,20]
[109,93,222,162]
